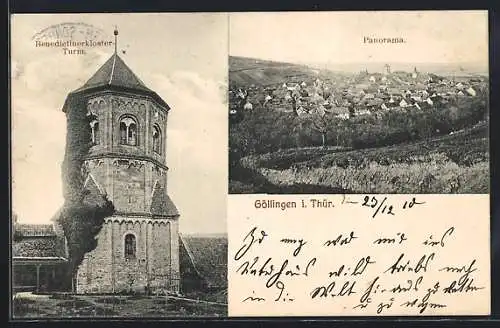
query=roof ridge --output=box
[109,53,117,85]
[16,223,55,231]
[179,234,204,281]
[150,182,179,217]
[114,54,148,87]
[178,235,227,288]
[183,233,228,238]
[84,173,105,195]
[77,53,151,92]
[17,223,53,227]
[64,53,171,112]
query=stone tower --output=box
[62,30,180,294]
[412,66,418,79]
[384,64,391,75]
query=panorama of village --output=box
[232,63,484,117]
[229,56,489,194]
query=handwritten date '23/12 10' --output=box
[358,195,425,219]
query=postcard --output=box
[10,10,490,319]
[11,13,228,318]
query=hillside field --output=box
[230,123,489,194]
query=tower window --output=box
[124,233,136,260]
[152,125,162,154]
[90,120,99,144]
[119,116,138,146]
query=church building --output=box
[63,29,180,294]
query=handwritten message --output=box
[228,194,490,316]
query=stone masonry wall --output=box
[112,161,146,213]
[76,217,179,294]
[75,90,176,295]
[169,219,180,291]
[75,222,112,294]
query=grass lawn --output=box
[12,292,227,318]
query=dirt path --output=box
[71,294,110,308]
[76,294,226,306]
[73,293,226,307]
[167,295,227,306]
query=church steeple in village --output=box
[61,28,180,294]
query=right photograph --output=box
[228,11,489,194]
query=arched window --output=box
[119,116,138,146]
[90,120,99,144]
[152,125,161,154]
[124,233,136,260]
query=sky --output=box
[229,11,488,67]
[11,13,228,234]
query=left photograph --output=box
[11,13,228,318]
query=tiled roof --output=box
[180,234,228,289]
[150,182,179,217]
[13,224,67,259]
[15,224,55,237]
[13,237,65,258]
[83,174,108,207]
[65,53,169,111]
[74,54,152,93]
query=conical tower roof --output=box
[63,53,169,112]
[75,53,152,93]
